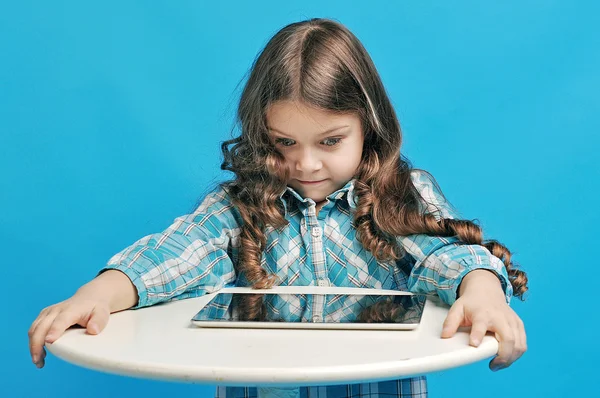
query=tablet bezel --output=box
[190,287,427,331]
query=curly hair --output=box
[219,18,528,315]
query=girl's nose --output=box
[295,149,323,173]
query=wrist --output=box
[458,269,503,298]
[74,278,112,306]
[77,269,137,312]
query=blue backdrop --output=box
[2,1,598,396]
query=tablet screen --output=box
[191,293,426,325]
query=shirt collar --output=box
[279,179,358,214]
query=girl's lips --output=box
[298,179,326,185]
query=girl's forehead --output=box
[266,100,359,131]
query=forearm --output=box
[75,269,138,312]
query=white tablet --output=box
[191,291,427,330]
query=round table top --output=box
[47,286,498,386]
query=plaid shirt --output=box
[103,170,512,398]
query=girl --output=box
[28,18,528,398]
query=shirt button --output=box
[312,316,322,323]
[311,227,322,237]
[317,279,329,287]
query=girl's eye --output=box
[276,138,295,147]
[322,137,342,147]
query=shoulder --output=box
[187,183,242,226]
[408,169,458,220]
[194,184,234,212]
[409,169,442,203]
[409,169,437,191]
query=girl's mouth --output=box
[298,179,326,185]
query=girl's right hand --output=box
[28,293,110,369]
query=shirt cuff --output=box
[450,257,513,306]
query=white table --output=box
[47,286,498,386]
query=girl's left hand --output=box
[440,269,527,371]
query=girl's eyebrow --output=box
[268,125,350,137]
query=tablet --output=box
[190,292,426,330]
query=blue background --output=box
[2,1,598,396]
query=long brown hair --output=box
[220,18,528,307]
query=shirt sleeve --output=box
[396,170,513,306]
[100,186,240,309]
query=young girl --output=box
[28,18,528,398]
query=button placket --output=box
[304,206,328,325]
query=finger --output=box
[504,318,523,366]
[468,317,489,347]
[35,349,48,369]
[45,310,87,344]
[28,309,60,366]
[86,305,110,335]
[441,302,464,338]
[489,320,516,371]
[28,307,51,336]
[512,317,527,363]
[519,318,528,353]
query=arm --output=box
[78,269,138,312]
[397,170,512,306]
[100,186,240,308]
[397,170,526,371]
[29,186,241,368]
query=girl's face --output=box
[266,100,364,204]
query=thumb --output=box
[86,306,110,335]
[441,301,464,339]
